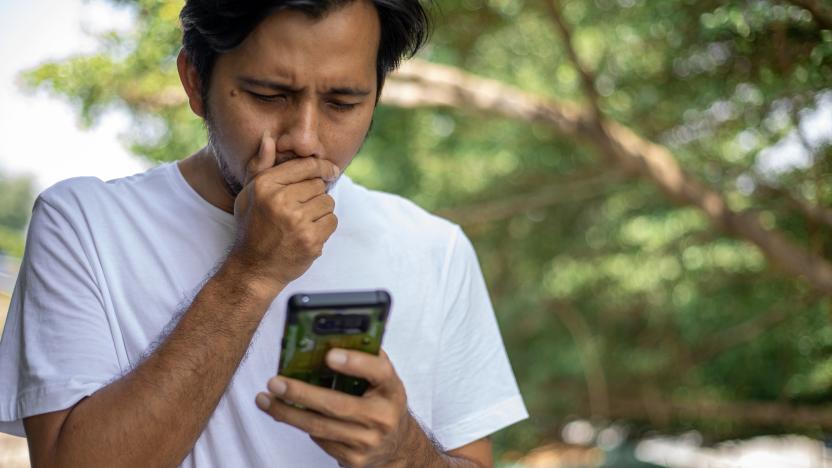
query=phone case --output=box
[278,290,391,396]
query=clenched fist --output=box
[228,131,341,289]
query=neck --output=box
[178,146,237,214]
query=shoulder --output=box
[38,176,106,208]
[336,176,463,250]
[36,164,171,217]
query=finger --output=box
[326,348,396,390]
[244,130,277,186]
[301,193,335,222]
[314,212,338,238]
[256,392,368,446]
[268,157,340,186]
[283,178,328,204]
[266,376,364,423]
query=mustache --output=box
[221,153,337,197]
[275,152,301,166]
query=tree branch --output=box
[435,171,620,225]
[755,182,832,230]
[690,302,795,364]
[383,60,832,296]
[102,58,832,295]
[783,0,832,30]
[543,0,603,122]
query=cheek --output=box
[210,91,267,165]
[327,110,373,168]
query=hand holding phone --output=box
[278,290,391,396]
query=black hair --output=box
[180,0,430,104]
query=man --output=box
[0,1,527,466]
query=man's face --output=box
[203,1,380,194]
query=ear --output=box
[177,49,206,118]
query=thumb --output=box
[244,130,276,187]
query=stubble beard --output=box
[205,110,244,197]
[204,109,372,197]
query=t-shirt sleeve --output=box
[430,227,528,451]
[0,195,121,436]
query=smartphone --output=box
[278,290,391,396]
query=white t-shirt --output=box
[0,162,527,466]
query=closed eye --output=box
[249,91,287,103]
[328,101,358,112]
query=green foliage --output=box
[0,172,35,258]
[0,226,26,259]
[0,173,35,231]
[20,0,832,457]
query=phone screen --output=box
[278,290,390,396]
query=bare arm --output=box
[398,419,493,467]
[24,133,341,468]
[446,438,493,467]
[25,258,278,467]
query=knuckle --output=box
[250,178,266,199]
[363,431,383,449]
[302,157,318,173]
[348,454,367,468]
[381,362,395,381]
[306,418,325,438]
[323,194,335,210]
[395,385,407,404]
[294,209,307,226]
[344,401,365,421]
[270,202,288,220]
[283,208,301,227]
[299,230,316,249]
[318,403,335,418]
[375,410,396,433]
[273,189,289,205]
[366,404,391,430]
[319,398,340,417]
[268,403,285,421]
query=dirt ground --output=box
[0,433,28,468]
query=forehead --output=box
[222,1,380,86]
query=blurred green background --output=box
[2,0,832,465]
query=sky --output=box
[0,0,149,192]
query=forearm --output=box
[403,416,488,468]
[51,258,279,467]
[416,442,488,468]
[426,451,487,468]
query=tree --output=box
[0,170,35,258]
[22,0,832,455]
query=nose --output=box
[275,100,324,160]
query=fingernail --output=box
[268,378,287,395]
[256,393,271,410]
[327,349,347,366]
[329,164,340,180]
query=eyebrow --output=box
[237,76,371,97]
